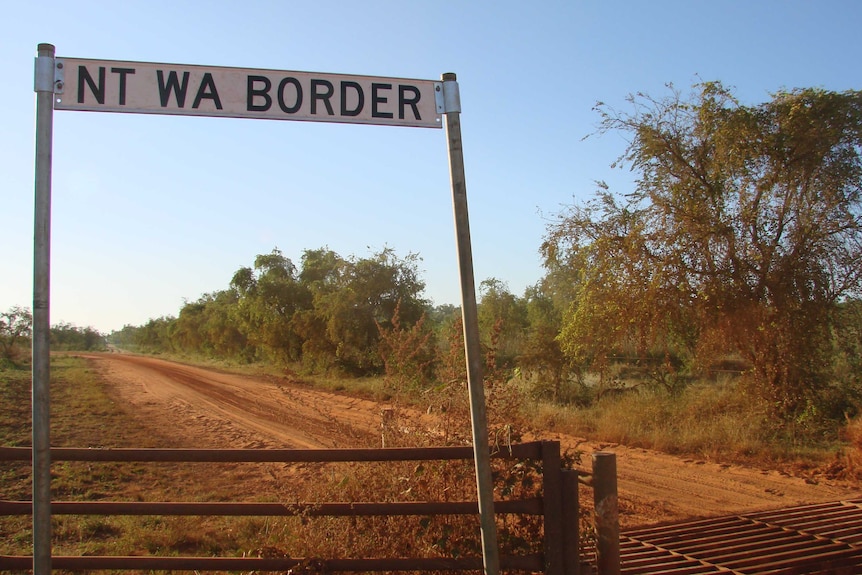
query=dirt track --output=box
[81,353,860,528]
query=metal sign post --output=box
[31,47,500,575]
[32,42,57,575]
[442,72,500,575]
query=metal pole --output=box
[592,452,620,575]
[442,72,500,575]
[33,42,56,575]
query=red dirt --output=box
[79,353,860,529]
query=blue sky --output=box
[3,1,861,333]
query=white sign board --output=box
[54,58,443,128]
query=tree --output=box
[292,248,346,371]
[50,323,105,351]
[543,82,862,418]
[829,299,862,416]
[517,283,576,402]
[477,278,528,370]
[134,316,175,352]
[230,248,306,363]
[310,247,428,374]
[199,290,250,361]
[0,306,32,365]
[172,300,207,353]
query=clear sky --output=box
[2,1,860,334]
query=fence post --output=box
[592,452,619,575]
[561,469,580,575]
[541,441,564,575]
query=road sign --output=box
[54,58,443,128]
[35,46,497,575]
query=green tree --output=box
[832,299,862,398]
[199,290,251,360]
[134,316,175,352]
[517,283,576,402]
[544,82,862,418]
[292,248,348,371]
[172,300,207,353]
[477,278,528,370]
[108,324,139,349]
[0,306,32,365]
[171,291,249,360]
[231,248,306,363]
[311,248,428,374]
[50,323,105,351]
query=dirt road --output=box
[81,353,859,528]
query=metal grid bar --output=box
[620,499,862,574]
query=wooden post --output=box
[592,452,620,575]
[542,441,564,575]
[561,469,580,575]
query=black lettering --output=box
[247,75,272,111]
[157,70,190,107]
[340,81,364,116]
[277,77,302,113]
[398,85,421,120]
[111,68,135,106]
[192,73,222,109]
[372,83,393,119]
[78,66,105,105]
[311,79,334,115]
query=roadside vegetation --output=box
[0,306,106,370]
[4,81,862,471]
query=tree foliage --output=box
[230,249,306,363]
[0,306,32,365]
[517,282,577,402]
[112,247,430,376]
[50,322,105,351]
[312,248,426,374]
[477,278,528,369]
[543,82,862,417]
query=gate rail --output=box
[0,440,619,574]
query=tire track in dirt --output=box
[81,353,861,528]
[81,353,380,450]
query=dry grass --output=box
[518,374,852,470]
[6,351,851,573]
[840,416,862,479]
[0,356,548,574]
